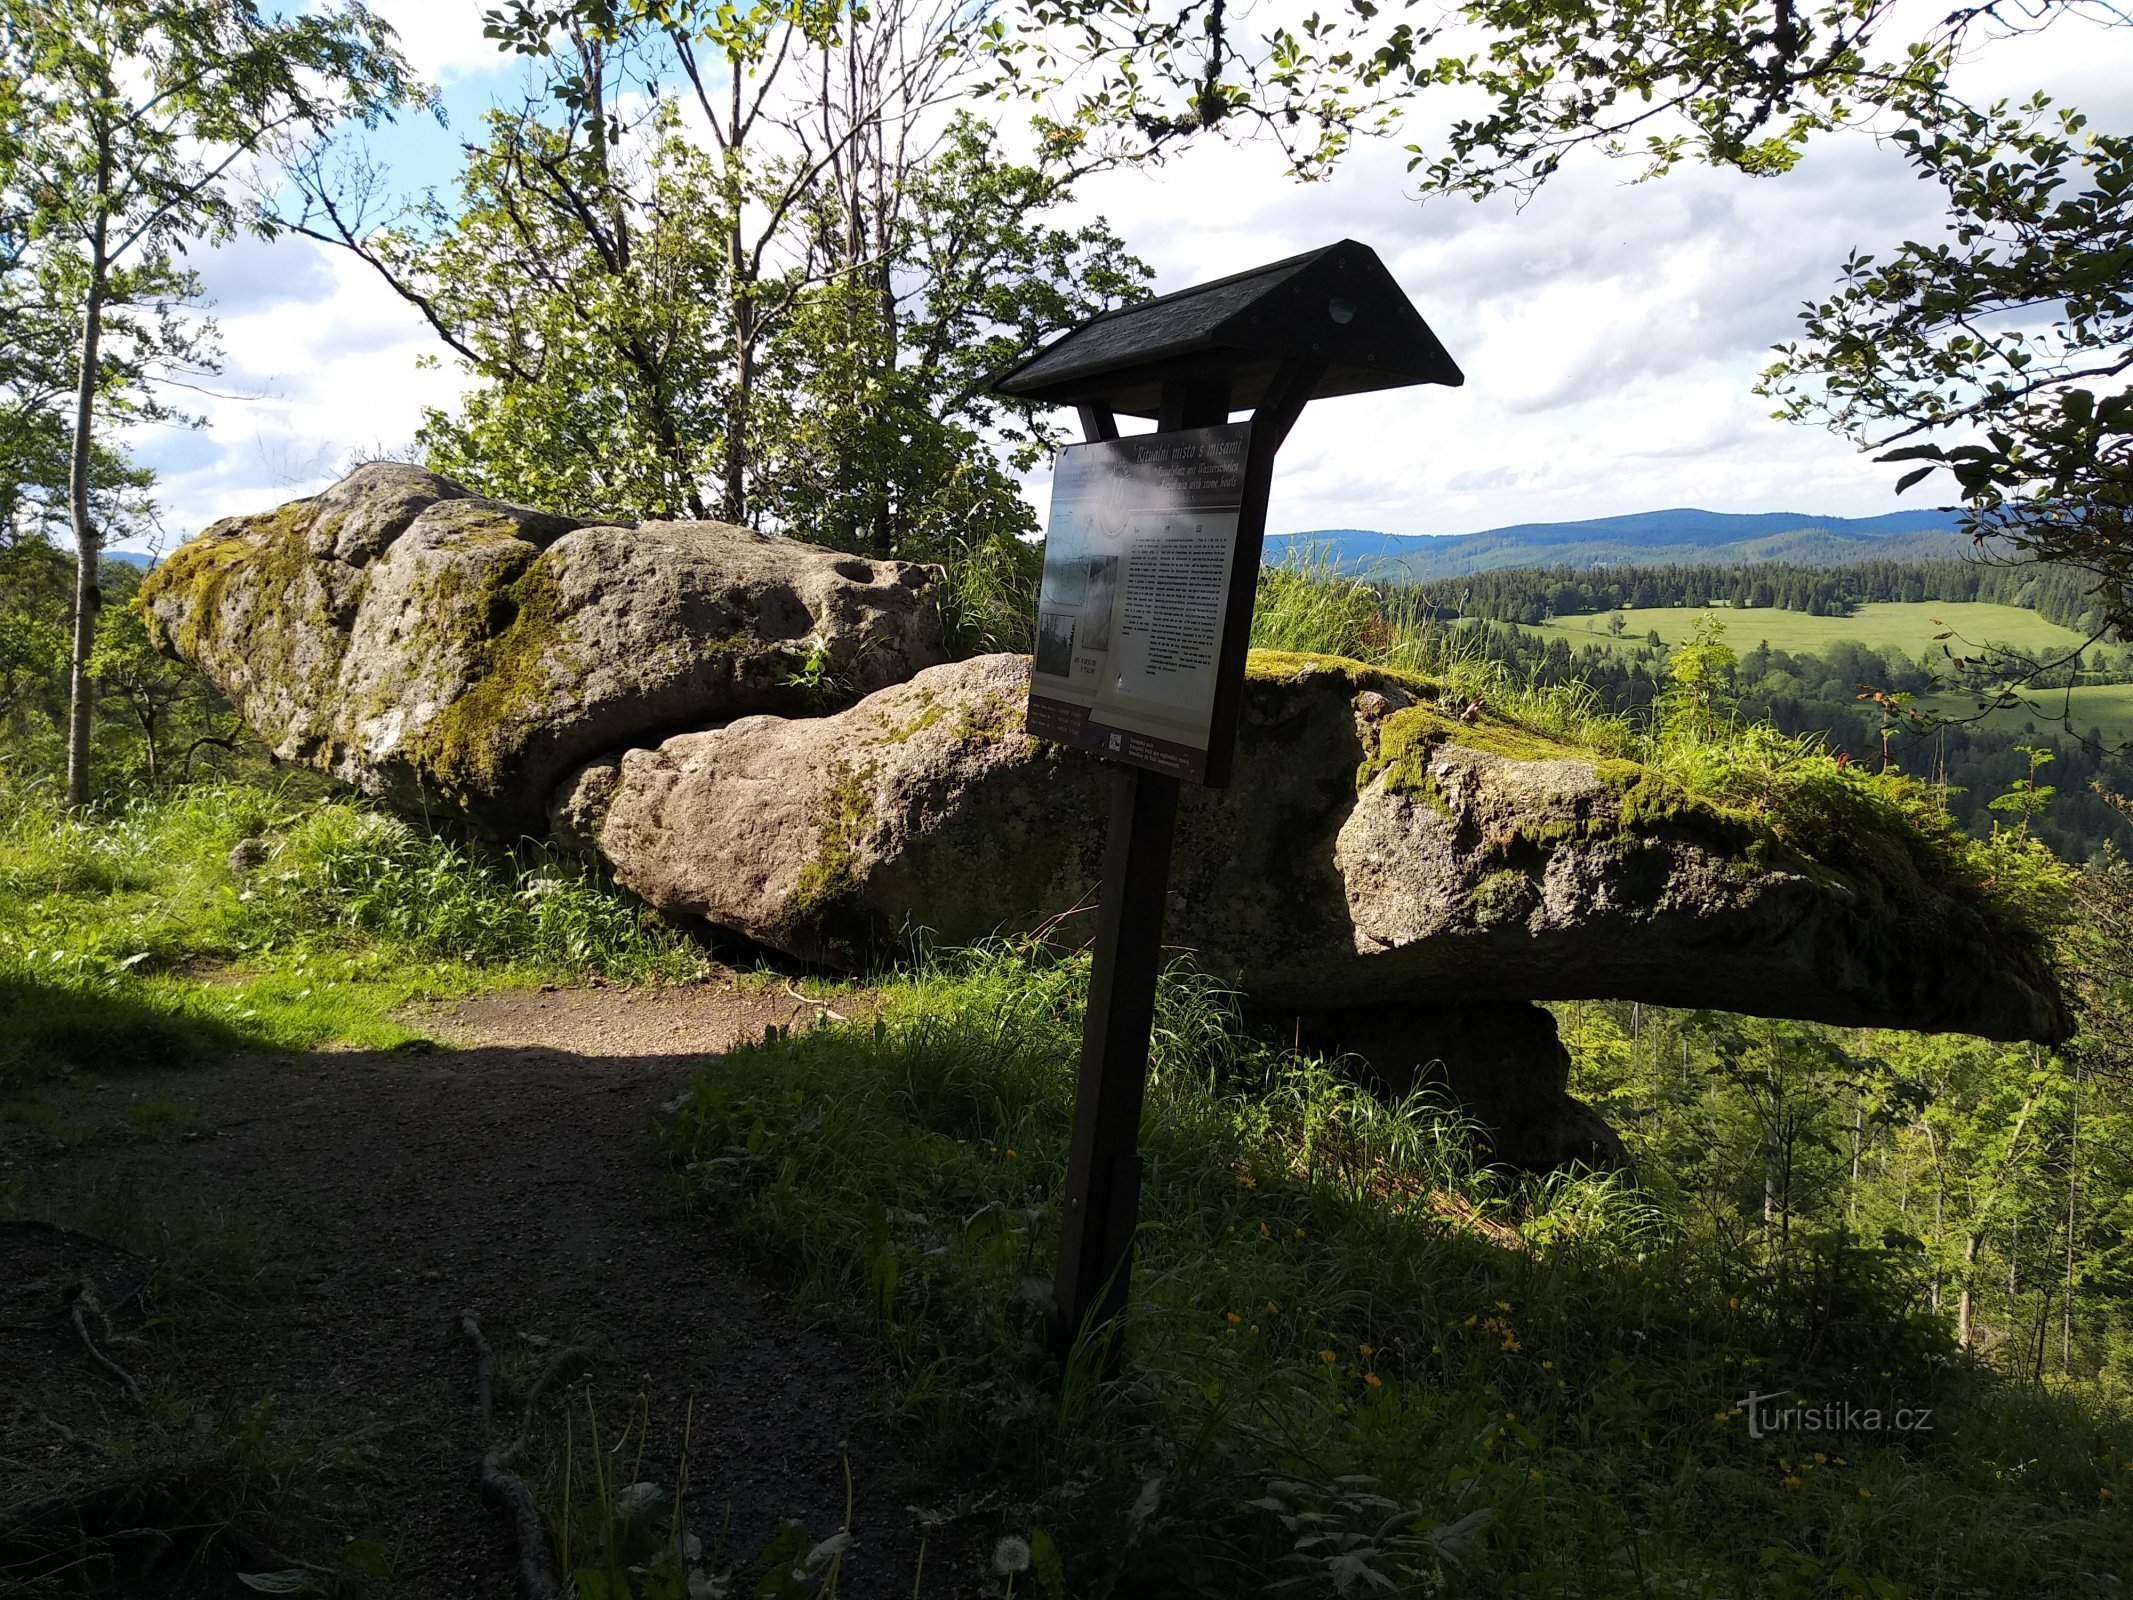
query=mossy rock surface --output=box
[139,464,951,832]
[563,650,2068,1043]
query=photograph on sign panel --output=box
[1035,611,1077,678]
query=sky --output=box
[119,2,2133,554]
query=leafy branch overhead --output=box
[1764,101,2133,635]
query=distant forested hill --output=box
[1267,508,1966,578]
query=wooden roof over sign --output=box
[990,239,1464,419]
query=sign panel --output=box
[1025,423,1251,783]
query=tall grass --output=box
[662,944,2132,1597]
[0,781,705,1087]
[1252,557,1638,757]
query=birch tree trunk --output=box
[64,129,112,812]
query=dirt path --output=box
[1,975,970,1599]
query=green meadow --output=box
[1923,682,2133,746]
[1528,601,2092,660]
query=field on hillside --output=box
[1924,682,2133,745]
[1525,600,2091,660]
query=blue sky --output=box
[122,2,2133,553]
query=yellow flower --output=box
[1359,1343,1375,1357]
[1713,1410,1732,1422]
[1494,1300,1511,1311]
[1783,1475,1803,1490]
[1813,1453,1827,1466]
[1364,1373,1383,1389]
[1858,1489,1872,1499]
[1258,1221,1271,1236]
[1319,1348,1337,1364]
[1226,1311,1242,1325]
[1464,1315,1478,1328]
[1528,1469,1544,1483]
[1728,1297,1740,1309]
[1267,1300,1281,1315]
[1005,1148,1018,1159]
[1294,1226,1306,1238]
[1249,1323,1260,1334]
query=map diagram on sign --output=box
[1026,423,1250,782]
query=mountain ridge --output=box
[1267,507,1969,579]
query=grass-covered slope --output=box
[661,947,2132,1597]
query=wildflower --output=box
[1266,1301,1280,1315]
[1858,1489,1872,1499]
[1713,1410,1732,1422]
[1494,1300,1511,1311]
[1258,1221,1270,1236]
[1294,1226,1306,1238]
[1540,1360,1552,1370]
[1464,1315,1478,1327]
[1364,1373,1383,1389]
[1728,1297,1740,1309]
[2102,1488,2114,1499]
[1783,1475,1802,1490]
[1226,1311,1241,1325]
[993,1537,1032,1576]
[1529,1469,1544,1483]
[1359,1344,1375,1357]
[1319,1349,1337,1364]
[1005,1149,1018,1159]
[1249,1324,1259,1334]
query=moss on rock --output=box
[787,760,879,924]
[404,551,581,805]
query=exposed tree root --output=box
[69,1288,145,1408]
[459,1310,589,1600]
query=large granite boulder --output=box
[557,651,2069,1043]
[138,464,949,832]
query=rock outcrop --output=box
[139,464,948,832]
[146,472,2077,1164]
[558,652,2070,1044]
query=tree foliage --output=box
[0,0,423,804]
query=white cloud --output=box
[124,233,470,550]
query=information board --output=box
[1025,423,1250,783]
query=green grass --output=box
[1924,681,2133,746]
[0,781,707,1090]
[1528,601,2091,661]
[662,946,2132,1599]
